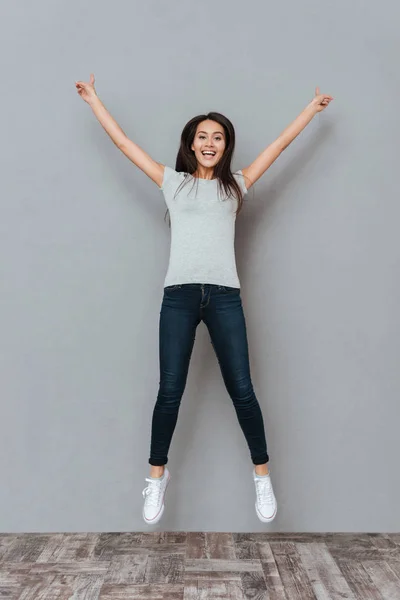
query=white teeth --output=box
[202,152,215,156]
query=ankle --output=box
[150,465,165,478]
[254,464,269,476]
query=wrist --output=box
[88,94,101,109]
[305,102,318,117]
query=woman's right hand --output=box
[75,73,97,105]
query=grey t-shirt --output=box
[159,166,248,288]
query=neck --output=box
[193,166,215,180]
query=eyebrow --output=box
[198,130,224,135]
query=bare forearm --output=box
[89,96,128,148]
[277,103,318,150]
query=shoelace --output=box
[255,477,274,505]
[142,477,163,507]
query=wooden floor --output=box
[0,532,399,599]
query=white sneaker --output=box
[253,468,277,523]
[142,467,171,525]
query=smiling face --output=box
[190,119,226,174]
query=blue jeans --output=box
[149,283,269,466]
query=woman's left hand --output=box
[310,86,334,113]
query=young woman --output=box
[76,75,333,525]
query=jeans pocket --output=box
[217,285,239,293]
[164,284,182,292]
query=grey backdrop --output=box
[1,0,399,532]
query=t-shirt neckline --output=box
[191,175,217,182]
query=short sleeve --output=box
[159,166,186,206]
[233,170,248,196]
[159,165,184,191]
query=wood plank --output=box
[36,534,66,563]
[0,569,25,599]
[134,532,186,556]
[27,561,109,576]
[183,578,244,599]
[16,574,90,600]
[270,542,316,599]
[259,543,288,600]
[104,554,148,584]
[141,532,186,545]
[99,583,184,599]
[362,561,400,600]
[335,559,385,600]
[328,545,400,562]
[185,558,263,574]
[186,533,207,559]
[2,535,51,563]
[234,537,263,560]
[93,533,143,560]
[234,533,373,546]
[42,534,94,562]
[389,534,400,548]
[368,535,398,550]
[205,533,236,560]
[0,535,19,562]
[63,574,104,600]
[240,571,270,600]
[386,560,400,580]
[297,542,356,599]
[184,570,241,582]
[144,553,185,584]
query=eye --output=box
[199,135,206,139]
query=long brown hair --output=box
[164,112,246,225]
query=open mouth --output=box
[202,151,216,158]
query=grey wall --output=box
[1,0,399,532]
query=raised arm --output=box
[75,74,164,188]
[241,87,333,190]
